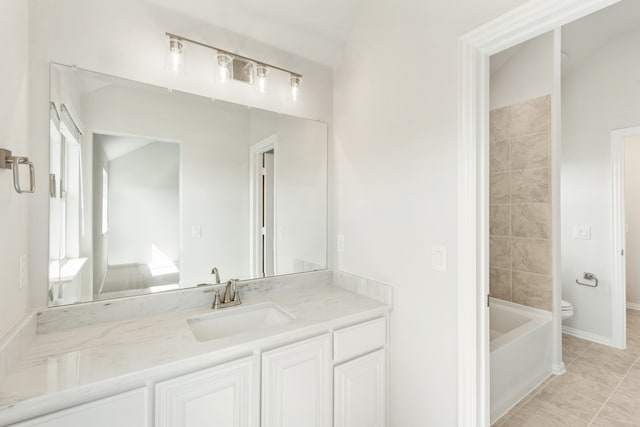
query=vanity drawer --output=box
[333,317,386,363]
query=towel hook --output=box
[0,148,35,194]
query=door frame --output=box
[249,135,278,277]
[457,1,621,425]
[610,126,640,349]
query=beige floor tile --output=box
[569,357,625,388]
[563,334,592,363]
[625,335,640,355]
[502,397,586,427]
[605,387,640,420]
[578,344,638,376]
[592,404,640,427]
[535,371,613,420]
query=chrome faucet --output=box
[211,267,221,284]
[210,279,241,310]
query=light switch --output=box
[191,225,202,238]
[337,235,345,253]
[573,226,591,240]
[432,245,447,272]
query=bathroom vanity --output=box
[0,62,394,426]
[0,272,391,426]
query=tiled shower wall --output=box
[489,95,552,311]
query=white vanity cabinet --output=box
[334,350,386,427]
[13,388,149,427]
[333,317,387,427]
[261,334,332,427]
[3,313,389,427]
[155,356,259,427]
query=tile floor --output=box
[494,309,640,426]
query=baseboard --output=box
[562,326,614,347]
[627,303,640,311]
[552,362,566,375]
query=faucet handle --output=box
[231,279,241,302]
[211,289,221,309]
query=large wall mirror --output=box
[48,64,328,306]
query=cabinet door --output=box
[262,334,332,427]
[155,356,258,427]
[334,349,386,427]
[14,388,149,427]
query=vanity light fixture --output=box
[165,32,302,97]
[217,53,233,83]
[167,35,184,74]
[289,74,302,101]
[256,64,269,93]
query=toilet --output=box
[561,300,574,320]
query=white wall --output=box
[333,0,528,425]
[28,0,333,308]
[0,0,30,337]
[490,32,554,109]
[625,136,640,307]
[561,29,640,339]
[108,142,180,266]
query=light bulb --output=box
[289,74,301,101]
[256,64,269,93]
[217,53,232,83]
[167,36,183,74]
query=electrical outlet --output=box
[19,254,28,289]
[337,235,345,253]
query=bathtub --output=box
[490,298,552,424]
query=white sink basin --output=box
[187,303,294,342]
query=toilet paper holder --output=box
[576,272,598,287]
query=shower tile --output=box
[510,132,550,170]
[490,237,511,269]
[490,268,512,301]
[511,271,552,311]
[511,239,551,275]
[490,106,510,142]
[491,139,510,173]
[511,204,551,239]
[490,204,511,236]
[490,173,510,204]
[510,168,550,204]
[509,95,551,138]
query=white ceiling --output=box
[144,0,367,66]
[562,0,640,75]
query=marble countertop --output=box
[0,282,387,423]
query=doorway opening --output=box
[250,135,277,278]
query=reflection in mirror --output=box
[48,64,327,306]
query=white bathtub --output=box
[490,298,552,424]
